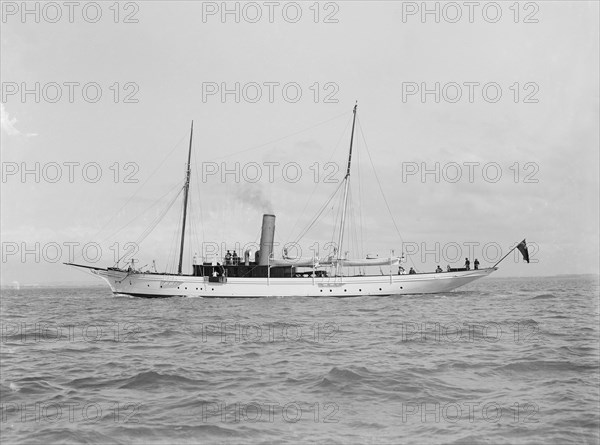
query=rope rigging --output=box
[291,180,345,248]
[283,115,353,244]
[356,118,415,269]
[203,111,349,163]
[76,108,410,274]
[114,184,184,266]
[283,109,408,274]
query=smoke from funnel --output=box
[234,183,273,214]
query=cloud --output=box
[1,104,37,137]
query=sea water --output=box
[1,275,598,444]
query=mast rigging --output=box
[336,102,358,270]
[178,121,194,275]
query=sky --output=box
[1,1,599,286]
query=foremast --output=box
[336,103,358,276]
[177,121,194,275]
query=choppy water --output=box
[1,275,599,444]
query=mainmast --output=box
[336,103,358,271]
[178,121,193,275]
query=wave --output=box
[67,371,206,391]
[326,366,369,382]
[533,294,556,299]
[118,371,205,390]
[6,377,62,395]
[0,382,20,399]
[312,366,370,390]
[21,428,111,445]
[498,360,597,373]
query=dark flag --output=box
[517,239,530,263]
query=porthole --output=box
[359,289,362,291]
[379,288,382,291]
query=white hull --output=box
[90,267,496,298]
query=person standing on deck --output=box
[193,252,199,276]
